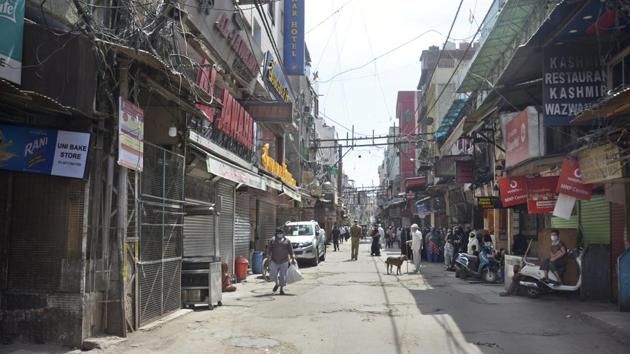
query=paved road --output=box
[97,241,627,354]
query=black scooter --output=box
[454,246,500,283]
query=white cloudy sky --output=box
[305,0,493,187]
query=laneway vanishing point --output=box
[100,242,627,354]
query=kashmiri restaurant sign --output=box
[497,176,528,207]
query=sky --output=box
[305,0,494,187]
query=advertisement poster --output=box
[543,46,607,126]
[118,97,144,172]
[497,176,528,207]
[0,124,90,178]
[283,0,305,75]
[505,109,529,167]
[0,0,25,84]
[556,158,592,200]
[526,176,559,214]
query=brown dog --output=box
[385,255,408,275]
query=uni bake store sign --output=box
[543,46,607,126]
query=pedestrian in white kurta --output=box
[410,224,423,273]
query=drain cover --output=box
[230,336,280,349]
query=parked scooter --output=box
[515,240,582,298]
[454,245,500,283]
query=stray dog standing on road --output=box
[385,255,408,275]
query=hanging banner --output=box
[0,124,90,178]
[118,97,144,172]
[283,0,305,75]
[543,46,607,126]
[556,158,593,200]
[498,176,528,207]
[526,176,559,214]
[0,0,25,84]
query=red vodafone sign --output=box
[527,176,559,214]
[556,158,592,200]
[498,177,528,207]
[505,109,529,167]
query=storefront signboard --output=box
[262,51,294,104]
[0,123,90,178]
[455,160,474,183]
[498,176,528,207]
[118,97,144,172]
[543,46,607,126]
[477,196,504,209]
[283,0,305,75]
[207,153,266,190]
[526,176,559,214]
[556,158,592,200]
[578,143,623,184]
[0,0,24,84]
[502,107,544,168]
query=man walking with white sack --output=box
[267,228,296,295]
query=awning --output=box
[439,114,466,156]
[263,175,283,191]
[0,79,80,116]
[434,98,467,142]
[457,0,551,93]
[206,153,266,190]
[281,184,302,202]
[404,177,428,190]
[506,154,564,177]
[572,88,630,123]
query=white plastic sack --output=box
[286,262,303,284]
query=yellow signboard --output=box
[261,143,296,186]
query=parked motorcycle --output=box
[454,246,500,283]
[515,240,582,298]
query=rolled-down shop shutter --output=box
[183,203,216,258]
[257,200,276,251]
[551,215,578,229]
[234,193,251,263]
[580,195,611,245]
[217,180,236,275]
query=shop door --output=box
[234,193,251,262]
[256,200,276,251]
[183,204,216,258]
[136,143,184,326]
[216,180,235,275]
[579,195,611,245]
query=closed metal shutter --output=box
[256,200,276,251]
[579,195,610,245]
[551,215,578,229]
[217,180,235,275]
[234,193,251,262]
[610,202,625,300]
[183,204,215,258]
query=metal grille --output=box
[234,193,251,261]
[137,143,184,326]
[217,180,235,275]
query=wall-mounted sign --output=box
[556,158,592,200]
[207,153,265,190]
[578,143,623,183]
[261,143,296,186]
[455,160,474,183]
[477,196,504,209]
[195,57,217,122]
[263,51,293,104]
[0,0,24,84]
[215,13,259,77]
[217,90,254,152]
[118,97,144,172]
[497,176,528,207]
[543,46,607,126]
[283,0,305,75]
[526,176,559,214]
[244,103,293,123]
[0,124,90,178]
[502,107,544,168]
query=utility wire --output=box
[307,0,354,33]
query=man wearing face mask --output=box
[267,228,296,295]
[541,229,567,285]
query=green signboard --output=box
[0,0,25,84]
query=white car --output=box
[284,221,326,266]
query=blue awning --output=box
[434,98,467,142]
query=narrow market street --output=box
[79,241,626,354]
